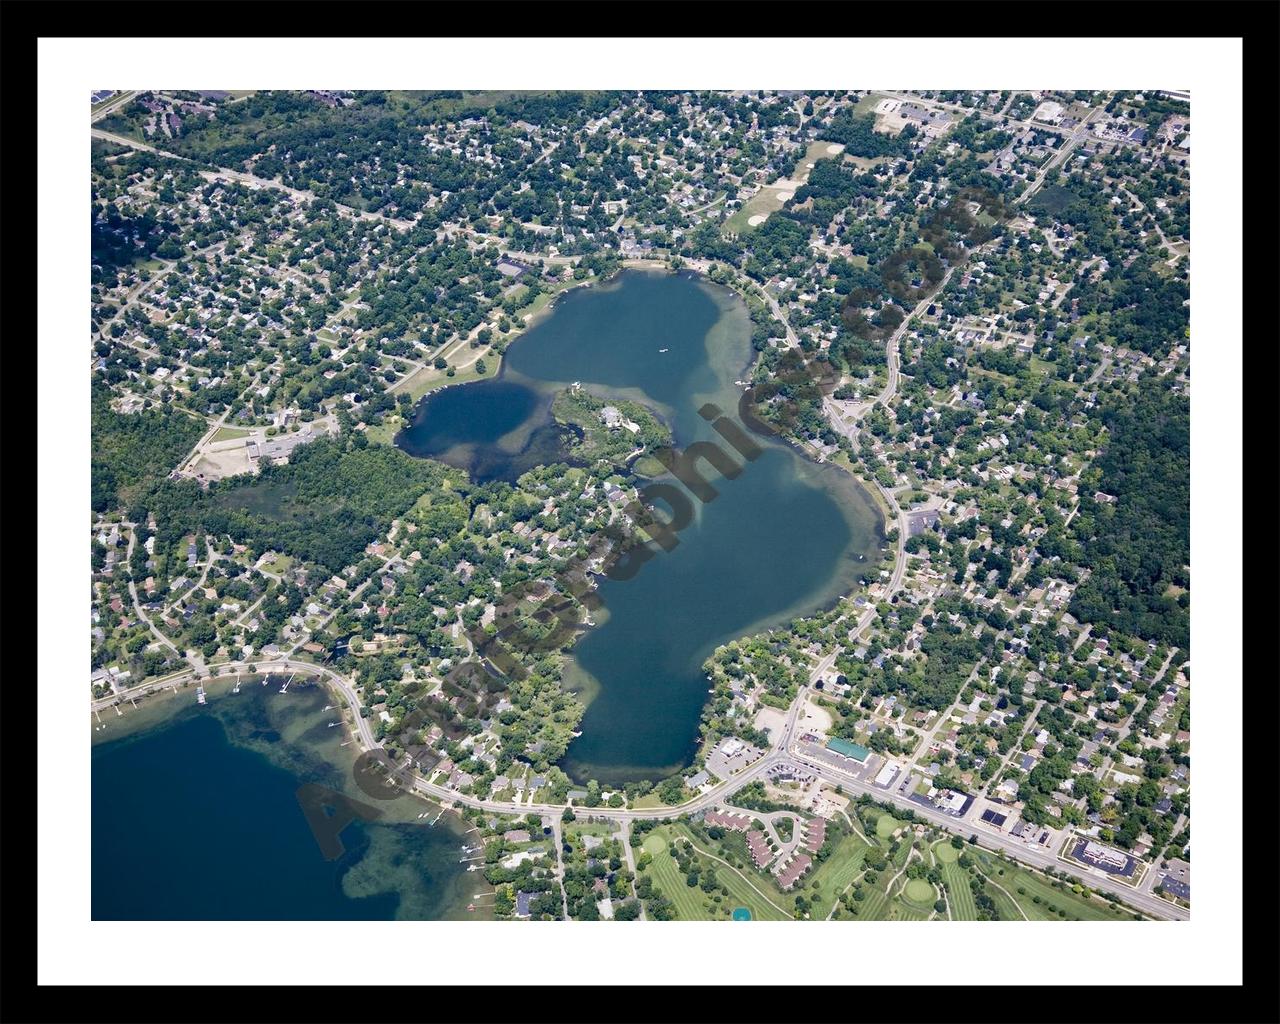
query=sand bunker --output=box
[775,190,794,202]
[747,214,767,226]
[826,143,845,154]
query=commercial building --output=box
[825,737,870,762]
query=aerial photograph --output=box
[88,87,1191,924]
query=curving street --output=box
[91,652,1185,920]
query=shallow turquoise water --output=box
[92,684,481,920]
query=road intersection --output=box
[92,650,1186,920]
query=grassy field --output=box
[854,92,891,116]
[723,187,790,236]
[853,883,890,920]
[516,289,556,320]
[903,878,934,904]
[832,837,913,921]
[641,827,792,921]
[842,154,887,173]
[894,874,937,918]
[390,362,490,403]
[875,813,900,840]
[892,833,918,864]
[791,140,846,179]
[996,865,1130,921]
[718,141,848,237]
[805,833,870,917]
[210,425,252,443]
[672,826,794,921]
[983,879,1027,920]
[642,832,730,921]
[885,898,931,921]
[970,849,1137,921]
[566,821,617,840]
[362,415,403,447]
[933,843,978,920]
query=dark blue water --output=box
[397,270,885,785]
[398,378,540,453]
[92,686,480,920]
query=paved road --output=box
[91,91,138,123]
[829,258,964,428]
[122,526,180,656]
[94,656,1185,919]
[90,128,416,231]
[778,744,1186,921]
[1017,102,1106,207]
[616,821,645,919]
[93,256,177,341]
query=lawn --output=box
[211,426,252,443]
[671,826,794,921]
[805,833,870,917]
[969,849,1136,921]
[791,140,846,179]
[566,821,617,840]
[260,552,293,575]
[996,865,1132,922]
[390,363,490,403]
[903,878,934,904]
[642,827,792,921]
[363,415,404,447]
[723,187,790,236]
[885,898,931,921]
[516,289,556,321]
[847,882,890,921]
[983,878,1027,921]
[885,866,934,919]
[642,832,730,921]
[875,813,900,840]
[933,843,977,920]
[891,838,913,869]
[842,154,886,173]
[854,92,891,116]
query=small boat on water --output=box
[658,348,669,353]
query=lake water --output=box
[92,681,486,920]
[398,270,885,785]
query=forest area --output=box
[1069,386,1190,648]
